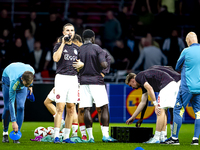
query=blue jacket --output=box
[175,43,200,94]
[2,62,35,122]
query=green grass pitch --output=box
[0,122,197,150]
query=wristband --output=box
[153,101,158,106]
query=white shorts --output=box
[55,74,78,103]
[48,87,55,101]
[79,85,109,108]
[157,81,179,109]
[48,86,80,103]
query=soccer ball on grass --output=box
[34,127,47,137]
[46,127,54,138]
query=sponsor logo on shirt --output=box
[12,81,20,91]
[64,54,77,61]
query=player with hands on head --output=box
[125,69,179,143]
[2,62,35,143]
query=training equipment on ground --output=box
[30,136,43,141]
[9,131,22,140]
[41,135,54,142]
[46,127,54,138]
[134,147,144,150]
[34,127,47,137]
[111,126,153,143]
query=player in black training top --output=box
[78,29,117,142]
[125,69,179,143]
[137,65,181,138]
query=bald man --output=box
[163,32,200,145]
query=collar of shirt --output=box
[190,43,200,47]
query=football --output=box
[46,127,54,138]
[34,127,47,137]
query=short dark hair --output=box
[82,29,95,40]
[22,71,34,84]
[63,23,74,31]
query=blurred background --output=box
[0,0,197,123]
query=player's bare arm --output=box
[53,38,65,62]
[28,87,33,95]
[143,82,160,115]
[136,98,148,127]
[126,92,148,125]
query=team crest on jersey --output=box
[56,94,60,99]
[63,49,68,53]
[74,48,78,55]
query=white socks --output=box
[54,127,60,138]
[3,131,8,136]
[193,137,198,140]
[63,128,71,140]
[102,126,109,137]
[79,124,87,136]
[72,123,78,136]
[86,128,94,139]
[154,131,161,140]
[101,125,103,135]
[160,131,166,141]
